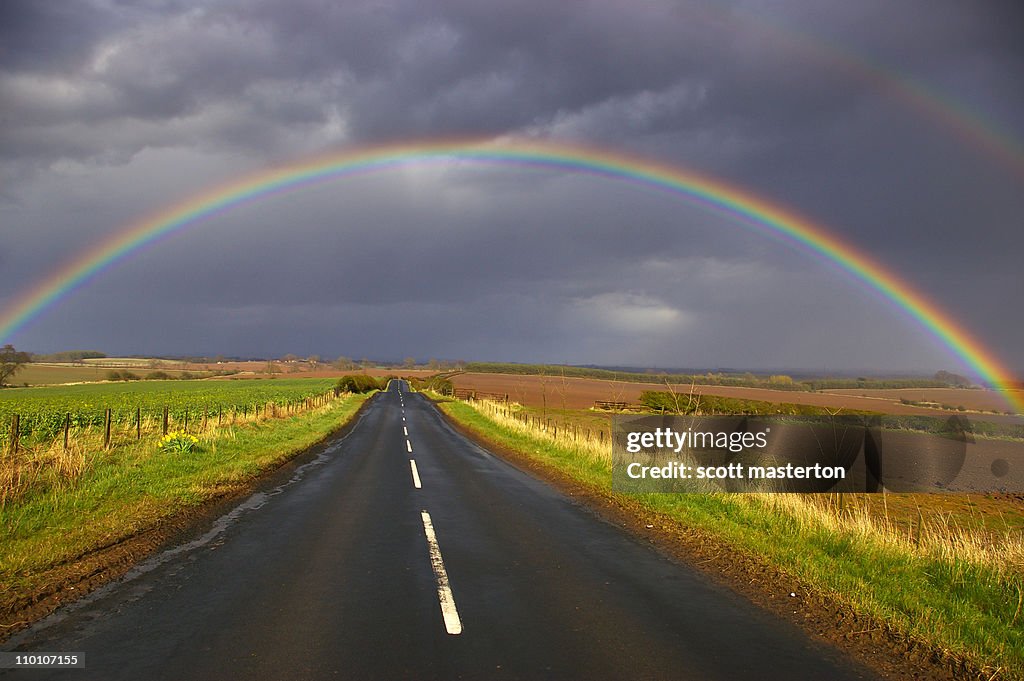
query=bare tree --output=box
[664,377,683,414]
[515,378,528,407]
[605,371,627,407]
[538,367,549,421]
[687,380,701,415]
[558,366,569,411]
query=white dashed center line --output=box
[410,459,422,489]
[420,511,462,635]
[406,439,413,453]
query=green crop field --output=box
[0,379,337,441]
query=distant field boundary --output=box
[461,362,970,391]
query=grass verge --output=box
[438,396,1024,680]
[0,393,369,615]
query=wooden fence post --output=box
[136,407,142,440]
[163,406,169,435]
[64,413,71,451]
[8,414,20,456]
[103,409,112,449]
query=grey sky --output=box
[1,0,1022,376]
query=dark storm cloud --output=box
[0,0,126,70]
[1,0,1022,373]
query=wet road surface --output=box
[2,382,879,680]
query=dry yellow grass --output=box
[468,397,1024,579]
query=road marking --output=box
[403,426,408,436]
[410,459,422,488]
[421,511,462,635]
[407,439,413,453]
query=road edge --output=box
[0,394,377,642]
[430,396,986,681]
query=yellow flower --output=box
[159,431,200,453]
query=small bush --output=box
[411,376,454,395]
[335,375,384,394]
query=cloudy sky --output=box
[1,0,1022,376]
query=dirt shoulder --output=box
[435,401,987,681]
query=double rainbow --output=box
[1,138,1019,412]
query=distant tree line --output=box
[463,362,970,391]
[29,350,107,362]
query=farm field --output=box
[450,371,1024,422]
[823,387,1022,414]
[8,357,441,387]
[454,394,1024,535]
[0,378,339,442]
[11,363,214,386]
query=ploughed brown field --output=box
[450,372,1024,422]
[451,372,1024,536]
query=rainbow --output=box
[730,8,1024,184]
[1,137,1019,412]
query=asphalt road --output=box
[3,382,879,680]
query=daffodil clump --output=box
[159,431,200,454]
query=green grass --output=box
[0,378,338,440]
[0,393,368,609]
[439,397,1024,679]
